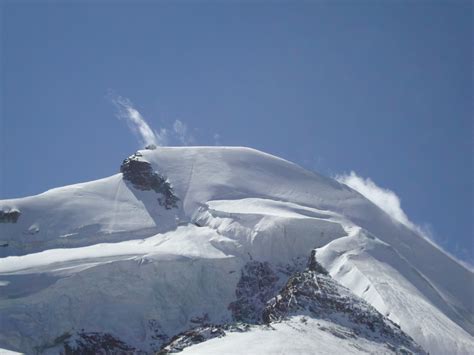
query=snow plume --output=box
[336,171,473,271]
[173,119,194,145]
[110,94,198,147]
[336,172,414,229]
[111,95,167,147]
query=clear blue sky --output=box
[1,1,472,263]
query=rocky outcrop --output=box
[33,331,143,354]
[0,209,20,223]
[157,324,250,355]
[62,331,143,355]
[262,252,425,354]
[157,325,226,354]
[307,249,329,274]
[120,153,179,209]
[228,261,280,323]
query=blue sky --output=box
[1,1,472,263]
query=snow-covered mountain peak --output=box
[0,146,472,354]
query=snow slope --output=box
[179,317,415,355]
[0,146,472,354]
[179,316,419,355]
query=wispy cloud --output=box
[173,119,194,145]
[335,171,473,271]
[336,171,415,230]
[155,128,169,146]
[111,94,165,147]
[110,93,221,148]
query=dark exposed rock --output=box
[0,209,21,223]
[228,261,280,323]
[262,256,425,354]
[62,331,144,355]
[157,325,225,354]
[190,313,210,325]
[34,331,142,355]
[307,249,328,275]
[157,324,250,355]
[120,153,179,209]
[147,319,169,351]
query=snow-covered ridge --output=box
[161,251,424,355]
[0,146,472,354]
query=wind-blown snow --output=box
[0,146,472,354]
[335,171,417,230]
[112,95,165,147]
